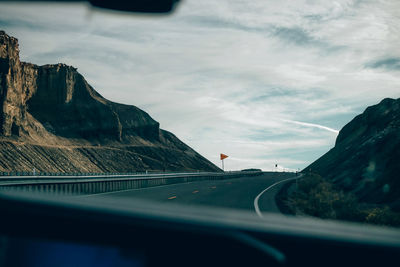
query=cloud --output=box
[283,120,339,134]
[181,15,260,32]
[366,57,400,71]
[273,27,316,45]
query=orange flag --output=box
[220,153,228,160]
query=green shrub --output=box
[364,206,400,227]
[288,173,400,227]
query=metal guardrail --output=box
[0,171,264,195]
[0,172,213,183]
[0,170,203,177]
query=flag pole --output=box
[220,153,228,172]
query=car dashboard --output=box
[0,191,399,267]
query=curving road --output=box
[84,172,296,215]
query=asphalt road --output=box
[84,172,296,215]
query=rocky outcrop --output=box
[0,31,27,137]
[0,31,220,173]
[306,98,400,210]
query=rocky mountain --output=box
[306,98,400,210]
[0,31,220,173]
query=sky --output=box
[0,0,399,171]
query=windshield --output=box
[0,0,399,229]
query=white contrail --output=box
[283,119,339,134]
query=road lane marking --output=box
[254,176,301,218]
[168,196,177,200]
[192,190,199,194]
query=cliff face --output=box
[0,31,220,173]
[0,31,28,137]
[307,98,400,210]
[27,63,161,141]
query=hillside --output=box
[0,31,220,173]
[306,98,400,210]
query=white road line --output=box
[254,175,301,218]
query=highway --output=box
[84,172,296,215]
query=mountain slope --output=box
[0,31,220,173]
[306,98,400,209]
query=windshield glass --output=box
[0,0,399,228]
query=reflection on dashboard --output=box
[0,235,144,267]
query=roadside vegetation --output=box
[282,173,400,227]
